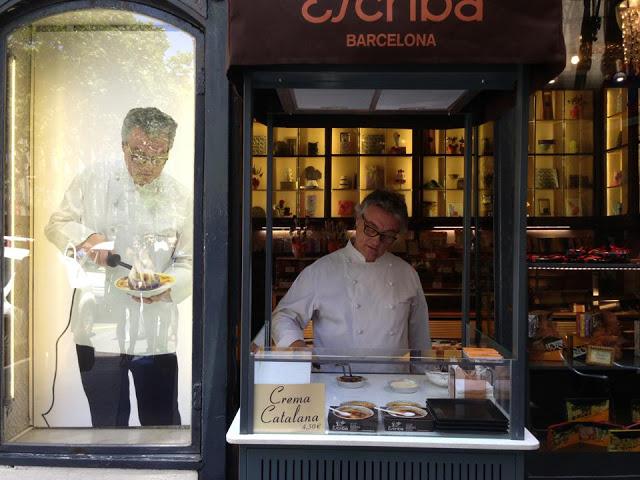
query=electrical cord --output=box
[41,288,76,428]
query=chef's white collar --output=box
[344,238,390,265]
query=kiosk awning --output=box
[229,0,565,77]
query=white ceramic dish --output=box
[336,375,367,389]
[388,378,419,394]
[424,370,449,388]
[386,405,428,418]
[115,273,175,298]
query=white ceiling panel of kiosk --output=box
[289,88,470,114]
[293,89,375,111]
[377,90,467,111]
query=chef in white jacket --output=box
[269,190,429,361]
[45,107,192,427]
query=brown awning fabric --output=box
[229,0,565,78]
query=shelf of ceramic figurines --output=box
[422,128,465,218]
[605,87,629,216]
[330,128,413,217]
[421,126,495,218]
[527,90,595,218]
[250,123,327,218]
[476,122,495,217]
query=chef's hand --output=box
[130,289,172,304]
[78,233,110,266]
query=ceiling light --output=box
[614,71,627,82]
[613,59,627,82]
[548,79,556,85]
[570,55,580,65]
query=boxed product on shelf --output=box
[327,406,377,433]
[381,406,435,432]
[566,398,610,423]
[609,428,640,452]
[546,421,621,451]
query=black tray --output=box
[426,398,509,426]
[434,423,508,433]
[434,420,508,428]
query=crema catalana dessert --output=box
[127,265,161,291]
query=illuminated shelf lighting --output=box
[527,263,640,271]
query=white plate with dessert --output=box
[115,272,175,298]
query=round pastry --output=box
[386,400,422,410]
[340,400,376,410]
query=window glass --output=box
[3,8,195,445]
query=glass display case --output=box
[2,8,196,446]
[247,343,514,438]
[605,87,629,216]
[527,90,594,217]
[526,226,640,452]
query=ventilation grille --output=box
[245,448,515,480]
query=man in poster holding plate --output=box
[45,107,192,427]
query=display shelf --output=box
[527,90,594,218]
[421,123,494,218]
[328,127,413,216]
[527,262,640,271]
[529,357,640,371]
[252,122,327,218]
[605,87,630,216]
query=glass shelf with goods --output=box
[528,90,594,218]
[252,122,327,218]
[605,87,629,216]
[422,125,495,218]
[422,127,466,218]
[474,122,495,217]
[330,127,413,218]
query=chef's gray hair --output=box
[355,190,408,232]
[121,107,178,149]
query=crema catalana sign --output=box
[229,0,564,68]
[253,384,326,433]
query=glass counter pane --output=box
[249,344,513,437]
[3,8,195,445]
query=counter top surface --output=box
[226,410,539,450]
[227,373,538,450]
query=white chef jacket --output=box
[271,240,430,356]
[45,161,192,355]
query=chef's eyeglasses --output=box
[124,145,169,166]
[361,215,398,245]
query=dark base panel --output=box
[527,452,640,479]
[240,446,525,480]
